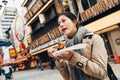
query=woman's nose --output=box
[59,23,64,28]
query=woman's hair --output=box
[57,12,80,29]
[58,12,77,21]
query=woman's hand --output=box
[56,50,76,60]
[47,47,57,57]
[48,47,78,61]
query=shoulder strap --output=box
[107,63,118,80]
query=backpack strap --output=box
[107,63,118,80]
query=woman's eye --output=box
[58,19,66,27]
[58,23,60,27]
[62,19,65,22]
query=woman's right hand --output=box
[47,47,57,57]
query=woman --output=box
[48,12,109,80]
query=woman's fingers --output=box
[47,48,57,57]
[48,48,77,60]
[56,51,74,60]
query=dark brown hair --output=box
[57,12,80,29]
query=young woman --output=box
[48,12,109,80]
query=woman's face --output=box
[58,15,77,37]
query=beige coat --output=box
[56,34,109,80]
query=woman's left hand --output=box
[56,50,77,60]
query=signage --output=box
[0,54,3,64]
[80,0,119,21]
[14,16,25,42]
[9,48,17,58]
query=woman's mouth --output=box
[62,28,67,32]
